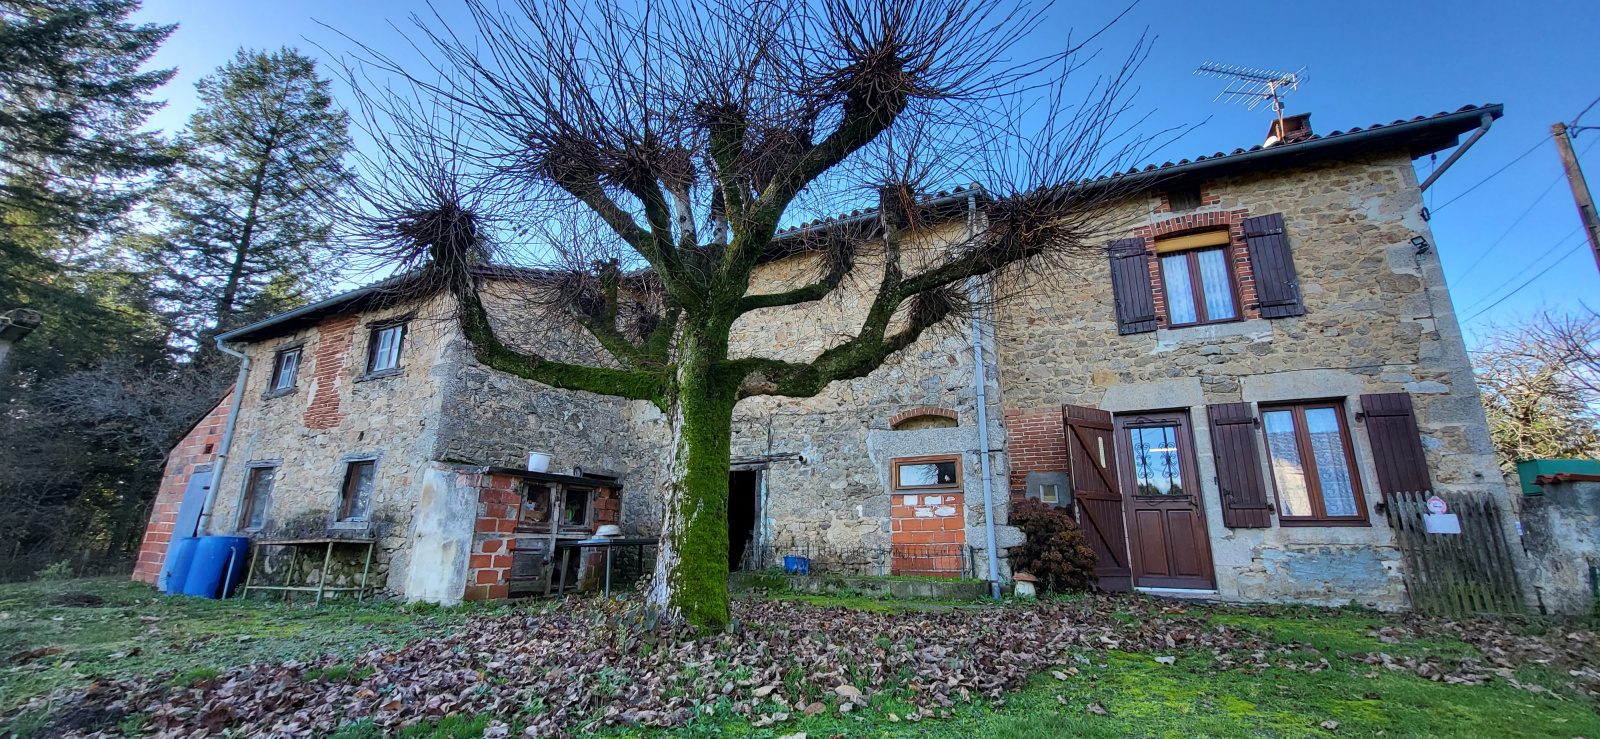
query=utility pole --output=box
[1552,122,1600,274]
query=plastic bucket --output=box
[163,537,200,594]
[783,556,809,575]
[181,536,251,599]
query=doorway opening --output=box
[728,470,761,571]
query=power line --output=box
[1574,95,1600,128]
[1453,136,1600,283]
[1433,135,1551,213]
[1462,242,1588,324]
[1458,226,1583,315]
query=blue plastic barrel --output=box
[163,537,201,594]
[783,555,809,575]
[181,536,251,599]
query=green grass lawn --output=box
[3,577,1597,738]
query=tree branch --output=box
[457,281,669,406]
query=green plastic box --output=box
[1515,458,1600,495]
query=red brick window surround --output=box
[1131,209,1262,327]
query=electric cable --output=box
[1433,135,1551,213]
[1462,241,1589,324]
[1454,136,1600,283]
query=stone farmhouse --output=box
[134,104,1509,610]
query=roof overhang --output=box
[218,104,1501,345]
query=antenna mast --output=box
[1194,63,1308,134]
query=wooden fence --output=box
[1385,490,1525,616]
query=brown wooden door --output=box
[1114,412,1216,590]
[1064,404,1132,592]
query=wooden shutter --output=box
[1360,393,1433,498]
[1063,404,1132,591]
[1206,403,1273,528]
[1107,238,1158,335]
[1242,213,1305,318]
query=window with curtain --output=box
[1158,239,1239,327]
[1260,402,1368,525]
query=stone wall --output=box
[133,390,231,587]
[1518,481,1600,615]
[994,151,1507,608]
[726,228,1018,577]
[203,296,459,593]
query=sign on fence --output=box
[1385,491,1524,616]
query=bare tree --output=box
[1473,313,1600,471]
[332,0,1157,628]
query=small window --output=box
[366,324,405,373]
[520,484,554,531]
[1039,483,1060,504]
[338,460,376,523]
[561,486,592,528]
[1260,402,1368,525]
[239,465,276,530]
[892,455,962,491]
[269,347,301,391]
[1158,237,1239,327]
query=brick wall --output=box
[1003,406,1067,495]
[888,490,965,575]
[303,314,358,430]
[132,389,233,585]
[461,473,623,601]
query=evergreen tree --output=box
[148,47,351,342]
[0,0,176,378]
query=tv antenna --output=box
[1194,62,1308,132]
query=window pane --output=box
[1196,249,1236,321]
[244,467,274,529]
[275,351,298,389]
[899,461,957,487]
[1161,254,1198,324]
[371,326,401,371]
[1262,410,1313,517]
[341,462,376,522]
[1040,484,1058,503]
[1129,425,1184,495]
[1305,408,1359,517]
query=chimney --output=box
[1264,113,1313,148]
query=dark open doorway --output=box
[728,470,761,571]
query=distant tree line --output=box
[0,0,351,579]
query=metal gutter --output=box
[1418,111,1496,192]
[967,194,1004,600]
[197,337,250,534]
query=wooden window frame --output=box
[1259,401,1370,527]
[337,459,377,523]
[891,454,963,492]
[237,463,279,531]
[515,483,599,535]
[1156,243,1243,328]
[364,323,406,376]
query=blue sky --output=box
[131,0,1600,347]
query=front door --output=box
[1114,412,1216,590]
[1064,405,1132,592]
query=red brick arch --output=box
[889,406,958,429]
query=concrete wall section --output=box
[405,464,480,605]
[1518,482,1600,615]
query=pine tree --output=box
[149,47,351,342]
[0,0,176,377]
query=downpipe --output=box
[968,194,1003,600]
[197,337,250,534]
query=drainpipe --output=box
[1418,112,1495,193]
[967,194,1003,600]
[197,336,251,534]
